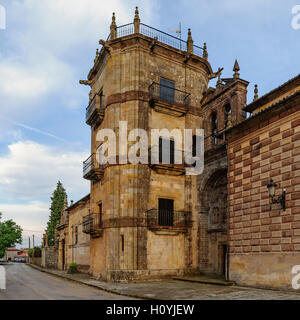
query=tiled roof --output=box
[244,73,300,113]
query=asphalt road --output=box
[0,263,135,300]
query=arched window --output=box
[74,226,78,245]
[224,104,232,128]
[211,112,218,145]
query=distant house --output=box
[5,248,19,261]
[5,248,29,262]
[16,250,29,262]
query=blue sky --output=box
[0,0,299,247]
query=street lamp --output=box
[267,179,286,211]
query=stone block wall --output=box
[227,107,300,289]
[41,246,58,269]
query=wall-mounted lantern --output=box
[267,179,286,211]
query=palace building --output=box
[46,8,300,289]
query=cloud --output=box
[0,140,89,202]
[0,201,48,248]
[0,0,158,135]
[0,1,162,242]
[14,122,68,143]
[0,201,48,232]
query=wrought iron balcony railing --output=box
[86,94,105,126]
[82,213,102,235]
[107,23,204,58]
[149,82,190,110]
[83,153,105,180]
[146,209,191,229]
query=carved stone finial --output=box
[203,42,208,59]
[216,67,223,88]
[110,12,117,40]
[187,28,193,53]
[94,48,99,63]
[134,6,140,33]
[253,84,259,101]
[134,6,139,19]
[233,59,240,79]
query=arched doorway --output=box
[199,169,228,278]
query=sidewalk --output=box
[28,264,300,300]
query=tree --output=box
[0,212,23,258]
[46,181,67,246]
[28,246,41,258]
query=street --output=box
[0,263,135,300]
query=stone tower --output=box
[197,60,249,278]
[80,8,213,281]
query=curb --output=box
[28,264,155,300]
[173,277,236,286]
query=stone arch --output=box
[201,168,228,220]
[198,167,229,277]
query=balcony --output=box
[149,82,190,117]
[107,23,205,58]
[86,94,105,126]
[82,213,103,238]
[148,145,187,176]
[83,153,105,181]
[146,209,191,233]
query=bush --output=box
[67,262,78,274]
[68,262,78,268]
[33,247,41,257]
[28,248,33,257]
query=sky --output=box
[0,0,299,248]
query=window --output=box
[99,90,104,109]
[98,202,103,228]
[159,137,175,164]
[121,235,124,252]
[158,198,174,226]
[224,104,232,128]
[192,135,198,157]
[211,112,218,145]
[160,78,175,104]
[74,226,78,245]
[211,207,220,224]
[191,135,201,167]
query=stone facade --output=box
[51,8,300,289]
[79,8,212,281]
[226,78,300,289]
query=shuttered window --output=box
[158,198,174,226]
